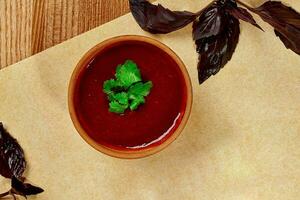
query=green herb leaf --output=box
[128,81,152,111]
[103,79,118,95]
[109,101,128,114]
[115,60,142,88]
[128,81,153,97]
[129,96,145,111]
[113,92,129,106]
[103,60,153,114]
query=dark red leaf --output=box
[129,0,198,34]
[227,6,263,31]
[0,122,26,179]
[12,176,44,197]
[243,1,300,55]
[193,3,226,41]
[193,1,240,84]
[274,29,296,51]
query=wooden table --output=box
[0,0,129,69]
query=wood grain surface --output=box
[0,0,129,68]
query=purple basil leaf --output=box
[129,0,198,34]
[193,0,239,41]
[0,122,26,179]
[12,176,44,197]
[193,1,240,84]
[274,29,297,52]
[227,6,263,31]
[247,1,300,55]
[193,3,226,41]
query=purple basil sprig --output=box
[0,122,44,199]
[129,0,300,84]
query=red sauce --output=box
[73,40,187,150]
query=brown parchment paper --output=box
[0,0,300,199]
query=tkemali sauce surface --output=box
[73,40,187,150]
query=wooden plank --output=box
[0,0,33,68]
[0,0,129,68]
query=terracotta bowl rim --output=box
[68,35,193,159]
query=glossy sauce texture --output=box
[74,40,187,150]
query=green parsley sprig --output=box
[103,60,153,114]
